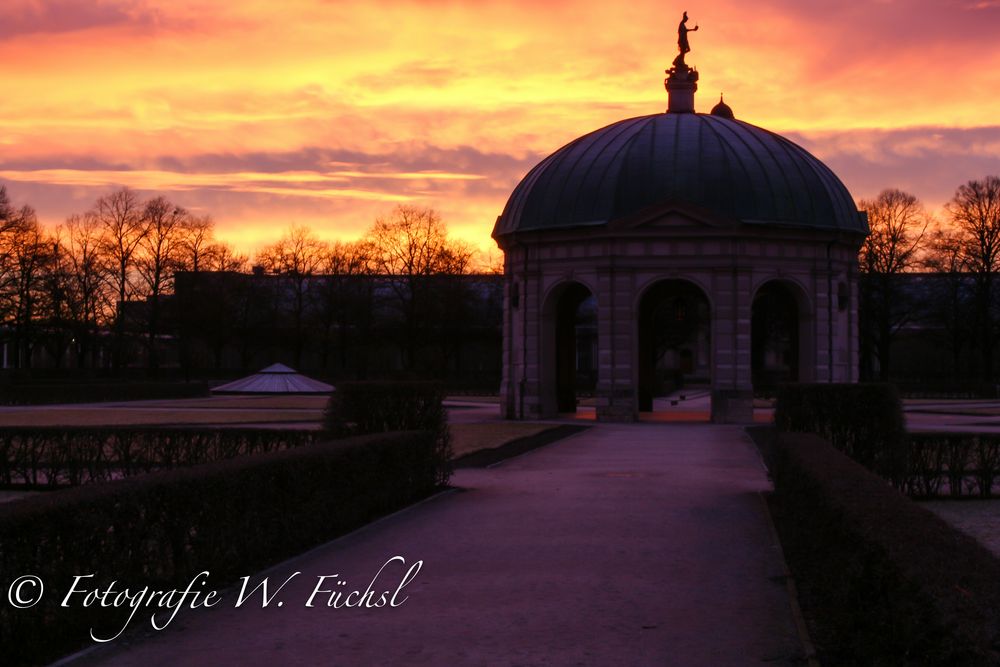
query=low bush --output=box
[0,381,209,405]
[775,382,906,484]
[0,430,440,666]
[324,381,452,485]
[769,431,1000,665]
[0,427,317,488]
[904,432,1000,498]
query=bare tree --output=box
[136,196,188,371]
[0,185,17,236]
[207,241,248,272]
[311,240,375,372]
[946,175,1000,383]
[1,187,64,369]
[923,223,974,382]
[856,188,930,380]
[61,213,111,367]
[93,188,148,370]
[256,225,329,367]
[479,247,504,275]
[366,205,474,371]
[4,207,53,368]
[0,187,19,334]
[177,214,216,273]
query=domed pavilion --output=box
[491,18,868,423]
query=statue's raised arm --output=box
[678,11,698,55]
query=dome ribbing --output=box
[493,113,866,238]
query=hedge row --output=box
[325,381,452,486]
[0,427,317,488]
[0,381,209,405]
[775,382,907,483]
[904,432,1000,498]
[769,431,1000,665]
[775,383,1000,497]
[0,430,441,666]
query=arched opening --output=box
[751,281,802,392]
[542,282,597,414]
[637,280,711,413]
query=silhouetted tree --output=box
[93,188,148,370]
[174,220,245,375]
[946,175,1000,383]
[366,205,474,372]
[923,223,975,383]
[207,242,248,272]
[136,196,188,372]
[256,225,329,368]
[60,213,112,368]
[857,188,929,380]
[311,241,375,374]
[177,214,215,273]
[0,188,59,369]
[0,187,20,341]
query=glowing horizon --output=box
[2,0,999,255]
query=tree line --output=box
[0,184,487,376]
[181,206,493,377]
[858,175,1000,387]
[10,173,997,387]
[1,186,242,371]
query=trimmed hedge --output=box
[0,381,209,405]
[0,427,317,488]
[775,383,1000,498]
[0,430,440,666]
[769,430,1000,665]
[775,382,907,484]
[325,381,452,485]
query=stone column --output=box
[595,263,636,421]
[710,267,754,423]
[500,273,515,418]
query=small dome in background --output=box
[710,94,734,119]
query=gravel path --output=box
[65,423,803,666]
[921,499,1000,557]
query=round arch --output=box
[632,274,715,316]
[635,278,712,412]
[540,281,597,414]
[751,279,815,390]
[750,276,814,316]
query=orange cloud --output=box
[1,0,999,254]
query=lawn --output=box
[449,422,559,458]
[0,397,556,460]
[0,407,320,427]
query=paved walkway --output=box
[70,424,802,666]
[904,399,1000,433]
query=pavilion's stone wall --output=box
[498,214,863,423]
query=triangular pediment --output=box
[608,199,740,231]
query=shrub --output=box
[904,433,1000,498]
[324,381,452,485]
[775,382,906,484]
[768,430,1000,665]
[0,430,439,666]
[0,427,317,488]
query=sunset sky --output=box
[2,0,999,256]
